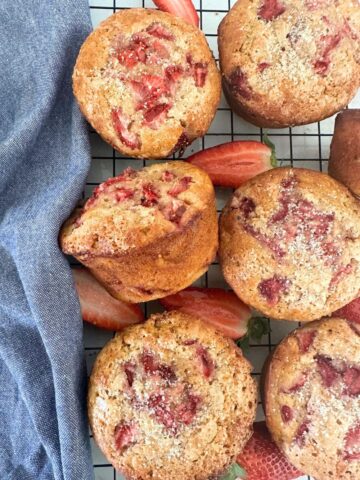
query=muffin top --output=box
[88,311,257,480]
[73,8,221,158]
[60,161,215,257]
[220,167,360,321]
[264,318,360,480]
[219,0,360,127]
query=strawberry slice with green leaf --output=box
[235,422,302,480]
[153,0,199,27]
[160,287,257,340]
[72,267,144,331]
[187,140,277,189]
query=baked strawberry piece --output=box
[60,161,218,303]
[220,167,360,322]
[88,311,257,480]
[73,8,221,159]
[263,317,360,480]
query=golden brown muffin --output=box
[218,0,360,128]
[263,318,360,480]
[60,161,218,303]
[73,8,221,159]
[329,109,360,198]
[88,311,257,480]
[219,167,360,321]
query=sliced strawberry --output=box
[165,65,184,84]
[141,183,160,207]
[171,132,191,157]
[295,420,310,446]
[258,275,290,306]
[167,176,192,197]
[196,345,215,380]
[343,367,360,397]
[258,0,286,21]
[124,362,136,388]
[72,267,144,331]
[237,422,302,480]
[114,422,137,451]
[344,423,360,461]
[143,102,171,126]
[313,33,342,76]
[187,141,273,188]
[140,351,177,383]
[281,405,293,423]
[228,68,253,100]
[146,22,174,40]
[161,170,176,182]
[296,330,317,353]
[160,287,252,339]
[258,62,271,72]
[161,200,186,224]
[115,187,134,203]
[315,355,340,387]
[333,297,360,324]
[131,74,169,106]
[153,0,199,27]
[112,108,141,150]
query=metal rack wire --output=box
[84,1,360,478]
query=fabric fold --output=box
[0,2,94,479]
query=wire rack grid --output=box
[84,1,360,479]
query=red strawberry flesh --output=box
[344,423,360,461]
[160,287,252,339]
[228,67,252,100]
[343,367,360,396]
[114,422,137,451]
[146,22,174,40]
[258,275,290,306]
[140,352,177,383]
[314,33,341,76]
[237,422,302,480]
[196,345,215,379]
[112,108,141,150]
[124,362,136,388]
[141,183,160,207]
[72,267,144,331]
[168,176,192,197]
[281,405,293,423]
[333,297,360,325]
[187,141,273,189]
[258,0,286,21]
[296,330,316,353]
[315,355,340,387]
[152,0,199,27]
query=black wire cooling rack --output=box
[83,1,360,478]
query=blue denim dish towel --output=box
[0,1,94,479]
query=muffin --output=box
[329,109,360,198]
[263,317,360,480]
[60,161,218,303]
[219,167,360,321]
[88,311,257,480]
[218,0,360,128]
[73,8,221,159]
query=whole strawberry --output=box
[235,422,302,480]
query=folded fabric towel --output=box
[0,2,94,479]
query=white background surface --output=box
[84,1,360,478]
